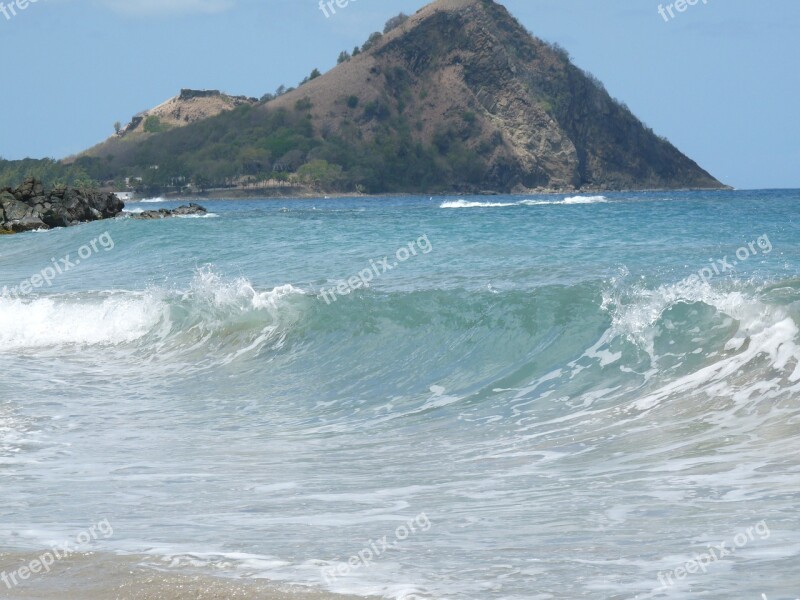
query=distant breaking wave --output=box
[562,195,608,204]
[441,195,607,209]
[440,200,518,208]
[123,209,219,218]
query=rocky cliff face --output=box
[0,177,124,233]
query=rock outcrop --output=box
[131,204,208,220]
[0,177,124,234]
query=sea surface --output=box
[1,190,800,599]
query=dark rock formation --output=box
[0,177,124,234]
[131,203,208,220]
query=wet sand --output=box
[0,551,372,600]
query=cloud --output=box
[96,0,235,17]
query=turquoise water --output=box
[1,190,800,599]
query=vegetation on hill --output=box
[0,158,100,190]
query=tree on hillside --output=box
[309,68,322,80]
[361,32,383,52]
[384,13,409,33]
[193,173,211,192]
[337,50,351,64]
[113,121,122,135]
[73,173,98,192]
[143,116,169,133]
[297,160,344,190]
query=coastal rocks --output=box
[0,177,124,234]
[131,203,208,220]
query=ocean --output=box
[1,190,799,599]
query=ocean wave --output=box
[139,197,168,203]
[596,277,800,411]
[441,195,607,208]
[0,292,166,349]
[186,267,303,310]
[440,200,518,208]
[0,268,304,355]
[562,195,607,204]
[122,209,219,218]
[3,268,797,423]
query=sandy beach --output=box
[0,551,372,600]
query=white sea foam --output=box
[600,278,800,412]
[138,549,435,600]
[520,195,608,206]
[440,199,517,208]
[0,292,166,350]
[629,311,800,412]
[139,197,168,203]
[603,278,751,348]
[441,196,608,208]
[0,270,303,352]
[562,195,607,204]
[123,209,218,218]
[187,267,304,310]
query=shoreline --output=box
[0,549,374,600]
[122,185,735,202]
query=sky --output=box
[0,0,798,189]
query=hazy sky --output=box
[1,0,798,189]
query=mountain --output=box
[0,0,725,194]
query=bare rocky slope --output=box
[119,89,258,136]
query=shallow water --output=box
[1,190,800,599]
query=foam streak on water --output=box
[440,195,607,208]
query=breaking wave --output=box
[441,195,608,208]
[0,268,304,362]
